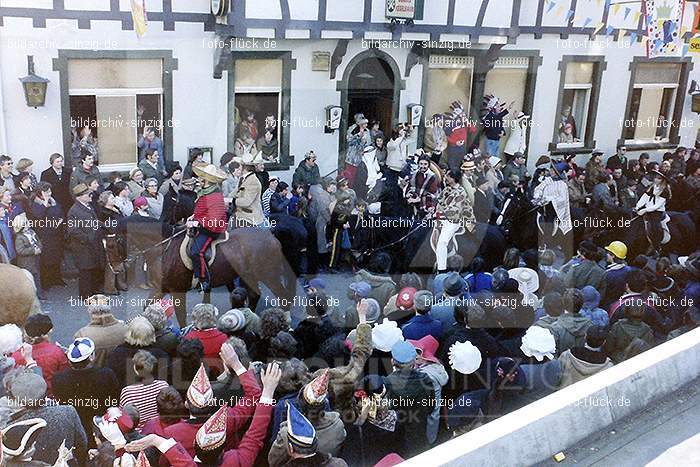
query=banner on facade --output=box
[643,0,686,58]
[689,36,700,52]
[386,0,424,20]
[131,0,148,38]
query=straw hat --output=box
[193,163,228,184]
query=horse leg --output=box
[171,291,187,329]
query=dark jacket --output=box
[605,318,654,363]
[473,189,493,223]
[52,366,120,449]
[565,259,606,296]
[66,200,105,270]
[270,191,291,215]
[11,404,87,467]
[40,166,72,215]
[292,160,321,188]
[384,369,435,457]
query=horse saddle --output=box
[179,231,230,271]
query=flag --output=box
[566,9,575,21]
[606,25,615,36]
[629,32,638,43]
[624,7,632,20]
[583,17,593,28]
[617,29,626,41]
[643,0,686,58]
[131,0,148,38]
[612,4,621,15]
[593,21,606,35]
[547,1,557,14]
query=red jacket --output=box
[183,329,228,376]
[192,191,228,233]
[161,403,274,467]
[161,369,261,464]
[12,341,69,396]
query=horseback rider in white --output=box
[636,169,671,257]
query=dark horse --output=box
[106,218,296,327]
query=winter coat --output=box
[580,286,610,327]
[341,411,404,467]
[11,404,87,467]
[138,159,162,185]
[269,411,346,466]
[74,312,127,368]
[605,318,654,363]
[550,314,593,355]
[142,191,164,219]
[311,322,372,421]
[384,369,435,457]
[14,228,42,273]
[353,269,397,309]
[346,126,373,167]
[564,259,606,295]
[308,185,333,254]
[234,172,264,226]
[503,120,527,155]
[30,200,64,264]
[401,314,443,341]
[10,341,68,397]
[567,179,588,208]
[69,164,101,193]
[40,166,72,215]
[423,124,448,154]
[558,348,613,388]
[502,162,527,182]
[52,366,120,449]
[292,160,322,188]
[602,263,632,309]
[386,132,417,172]
[66,200,105,270]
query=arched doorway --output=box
[348,57,395,138]
[337,50,405,170]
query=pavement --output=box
[39,271,357,347]
[535,377,700,467]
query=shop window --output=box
[623,63,682,143]
[67,58,163,168]
[425,55,473,123]
[233,59,283,165]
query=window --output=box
[425,55,473,122]
[484,57,529,154]
[67,58,163,168]
[556,62,593,148]
[623,63,682,143]
[233,59,283,165]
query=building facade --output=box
[1,0,699,179]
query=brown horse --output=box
[0,264,40,326]
[107,225,297,327]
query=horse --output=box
[624,211,697,259]
[0,264,41,326]
[106,219,296,327]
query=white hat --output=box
[520,326,556,361]
[372,320,404,352]
[508,267,539,294]
[67,337,96,363]
[448,341,482,375]
[488,156,502,168]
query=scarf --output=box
[197,184,220,198]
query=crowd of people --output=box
[1,106,700,466]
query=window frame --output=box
[618,57,693,151]
[227,51,296,171]
[53,50,177,171]
[549,55,607,155]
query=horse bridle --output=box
[122,228,187,265]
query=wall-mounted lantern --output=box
[19,56,49,108]
[407,103,424,127]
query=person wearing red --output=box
[11,313,68,397]
[161,343,261,464]
[141,385,186,438]
[183,304,228,375]
[126,362,282,467]
[187,163,229,293]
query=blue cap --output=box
[287,401,317,454]
[349,281,372,298]
[391,340,417,364]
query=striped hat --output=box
[286,402,317,455]
[67,337,95,363]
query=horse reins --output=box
[123,228,187,264]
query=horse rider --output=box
[187,163,229,292]
[532,161,573,252]
[434,168,475,274]
[636,169,672,257]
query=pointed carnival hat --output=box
[286,401,317,455]
[187,363,214,408]
[195,405,228,452]
[303,369,330,405]
[135,451,151,467]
